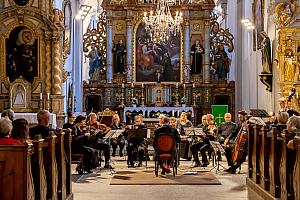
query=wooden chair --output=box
[97,108,117,127]
[153,133,178,176]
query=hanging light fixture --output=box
[143,0,184,42]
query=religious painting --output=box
[13,0,30,6]
[135,23,181,82]
[6,26,38,84]
[11,83,26,108]
[63,0,72,54]
[252,0,264,50]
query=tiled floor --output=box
[72,157,248,200]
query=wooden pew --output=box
[0,142,35,200]
[64,129,73,199]
[253,124,262,184]
[248,124,254,179]
[32,135,47,200]
[56,129,67,200]
[293,138,300,200]
[43,132,58,200]
[260,125,270,191]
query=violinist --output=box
[63,112,77,135]
[169,117,178,129]
[73,115,98,173]
[155,114,165,128]
[224,111,247,174]
[110,114,125,157]
[127,115,147,167]
[87,112,113,169]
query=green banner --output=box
[211,105,228,127]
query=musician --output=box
[177,112,193,161]
[155,114,166,128]
[110,114,125,157]
[86,112,113,169]
[287,100,300,117]
[218,113,238,165]
[169,117,178,129]
[127,115,147,167]
[191,114,215,167]
[154,117,181,174]
[63,112,77,135]
[224,111,248,173]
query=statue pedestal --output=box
[259,73,272,92]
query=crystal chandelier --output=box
[143,0,184,42]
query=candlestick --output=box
[183,84,186,89]
[142,83,144,88]
[47,93,50,100]
[192,83,195,88]
[131,82,134,88]
[122,83,125,88]
[40,93,43,100]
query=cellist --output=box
[224,110,248,173]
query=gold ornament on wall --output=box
[192,23,200,31]
[274,0,299,27]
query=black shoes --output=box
[192,162,201,168]
[200,162,209,167]
[225,167,236,174]
[120,152,124,157]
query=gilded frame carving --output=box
[133,17,184,83]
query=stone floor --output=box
[72,156,248,200]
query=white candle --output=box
[142,83,144,88]
[176,83,178,88]
[131,83,134,88]
[183,84,186,89]
[172,110,175,116]
[47,93,50,100]
[40,93,43,100]
[192,83,195,88]
[122,83,125,88]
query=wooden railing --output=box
[0,129,73,200]
[247,124,300,200]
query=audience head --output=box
[276,111,289,124]
[112,114,120,125]
[0,118,13,138]
[267,112,276,123]
[68,112,76,123]
[11,118,29,140]
[37,110,50,127]
[88,112,97,124]
[224,113,232,123]
[75,115,86,126]
[1,109,15,121]
[158,114,165,125]
[170,117,177,128]
[201,115,207,125]
[278,98,286,110]
[287,100,293,110]
[238,110,247,123]
[287,116,300,136]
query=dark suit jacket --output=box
[154,125,181,147]
[30,125,55,139]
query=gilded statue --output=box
[274,1,297,27]
[284,49,297,82]
[260,32,272,74]
[50,9,64,29]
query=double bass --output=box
[231,123,248,163]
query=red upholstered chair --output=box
[153,133,177,176]
[97,108,117,127]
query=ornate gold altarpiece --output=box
[0,0,67,127]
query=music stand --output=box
[127,129,148,167]
[99,130,116,174]
[250,109,270,118]
[209,141,226,173]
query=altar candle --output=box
[176,83,178,88]
[142,83,144,88]
[297,92,299,99]
[183,84,186,89]
[122,83,125,88]
[192,83,195,88]
[172,110,175,116]
[131,83,134,88]
[47,93,50,100]
[40,93,43,100]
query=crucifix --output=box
[215,114,224,124]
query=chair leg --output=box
[155,160,158,176]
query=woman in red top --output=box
[0,118,21,144]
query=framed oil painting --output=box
[63,0,72,54]
[252,0,264,50]
[135,23,181,82]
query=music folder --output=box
[128,129,147,139]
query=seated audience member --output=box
[30,110,54,139]
[110,114,125,157]
[278,98,287,112]
[287,116,300,150]
[154,116,180,174]
[11,118,30,142]
[63,112,77,130]
[286,100,300,117]
[127,115,147,167]
[1,109,14,122]
[0,118,21,144]
[275,111,289,132]
[169,117,178,129]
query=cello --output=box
[231,123,248,163]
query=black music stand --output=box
[250,109,270,118]
[99,130,116,174]
[209,141,226,173]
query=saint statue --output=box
[113,39,126,74]
[213,45,231,80]
[284,50,296,81]
[190,39,204,74]
[13,85,25,107]
[86,43,102,79]
[260,32,272,74]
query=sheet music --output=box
[209,141,225,154]
[104,130,116,138]
[183,127,205,137]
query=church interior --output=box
[0,0,299,199]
